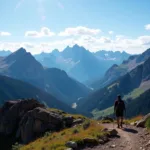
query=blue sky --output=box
[0,0,150,54]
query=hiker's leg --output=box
[117,117,120,128]
[120,117,124,128]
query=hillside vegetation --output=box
[20,116,105,150]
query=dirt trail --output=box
[85,123,150,150]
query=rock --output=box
[83,138,99,146]
[65,148,73,150]
[110,145,116,148]
[100,136,109,143]
[63,116,74,127]
[145,140,150,147]
[108,129,118,136]
[136,113,150,127]
[102,128,108,132]
[66,141,77,149]
[73,119,84,126]
[0,99,45,135]
[99,139,105,144]
[0,99,64,144]
[19,107,63,143]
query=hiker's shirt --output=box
[114,100,125,113]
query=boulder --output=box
[66,141,77,149]
[0,99,45,135]
[0,99,64,144]
[99,139,105,144]
[136,113,150,127]
[63,116,74,127]
[73,119,84,126]
[18,107,63,143]
[108,129,118,136]
[83,138,99,145]
[100,136,109,143]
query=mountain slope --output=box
[77,55,150,115]
[90,48,150,90]
[126,89,150,117]
[0,48,90,105]
[0,75,74,113]
[62,45,106,82]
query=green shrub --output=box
[72,128,79,134]
[145,118,150,130]
[83,120,90,130]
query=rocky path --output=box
[84,123,150,150]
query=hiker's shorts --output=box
[116,110,124,117]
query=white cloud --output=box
[0,31,11,36]
[25,27,55,38]
[58,26,101,36]
[145,24,150,30]
[138,36,150,45]
[99,37,111,43]
[1,29,150,55]
[108,31,114,35]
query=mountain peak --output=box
[12,47,27,56]
[52,49,59,52]
[51,49,60,56]
[16,47,26,53]
[73,44,80,48]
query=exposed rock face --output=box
[18,107,63,143]
[0,99,45,135]
[0,99,67,144]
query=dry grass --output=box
[20,119,105,150]
[125,115,143,124]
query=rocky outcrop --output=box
[136,113,150,127]
[0,99,75,144]
[0,99,45,135]
[17,107,63,143]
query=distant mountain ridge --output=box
[0,50,11,56]
[0,48,90,105]
[34,45,131,82]
[90,49,150,89]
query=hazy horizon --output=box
[0,0,150,54]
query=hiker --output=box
[114,95,126,128]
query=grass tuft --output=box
[145,118,150,130]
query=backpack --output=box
[115,100,125,111]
